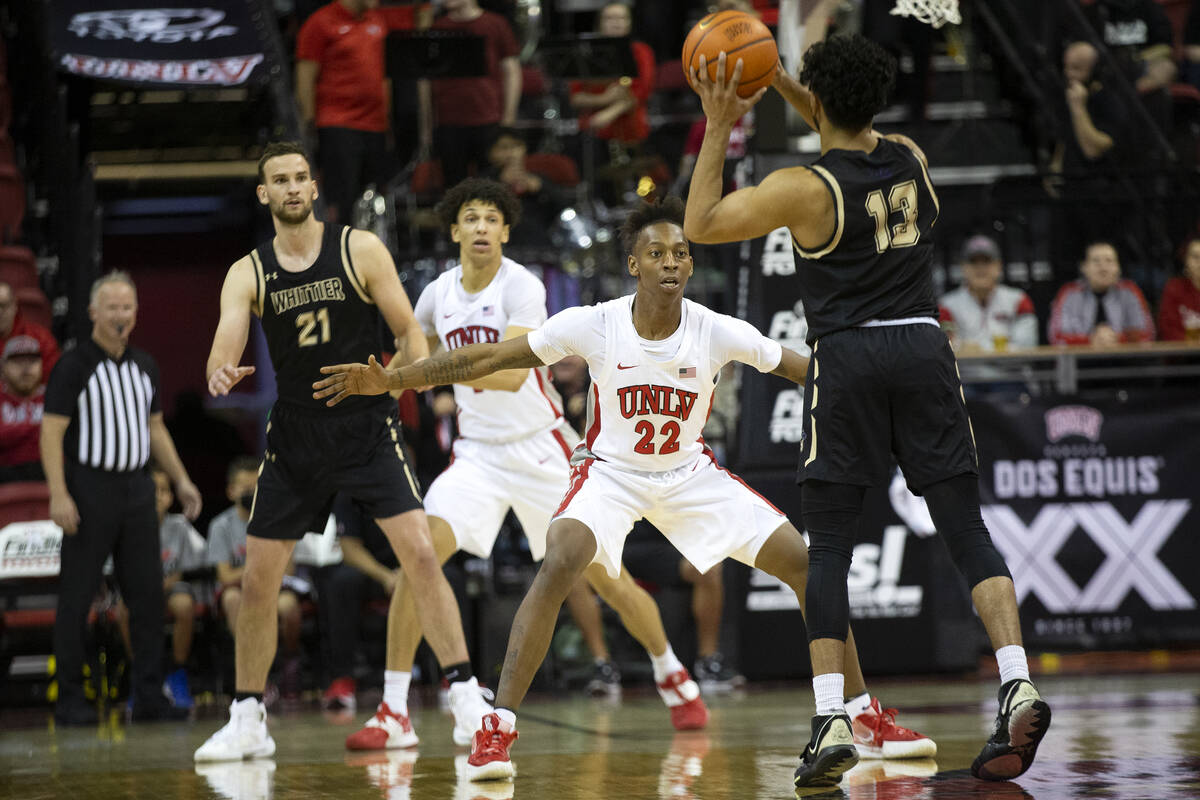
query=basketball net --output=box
[890,0,961,28]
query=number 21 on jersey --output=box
[296,307,331,346]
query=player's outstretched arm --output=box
[770,347,811,385]
[207,257,258,397]
[314,335,544,407]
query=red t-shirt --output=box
[1,316,60,379]
[0,385,44,468]
[431,11,519,127]
[569,41,656,144]
[1157,276,1200,341]
[296,2,389,132]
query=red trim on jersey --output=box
[703,447,785,515]
[551,428,574,461]
[532,367,564,419]
[555,459,593,517]
[584,384,602,451]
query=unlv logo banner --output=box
[972,392,1200,648]
[51,1,267,86]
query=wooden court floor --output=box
[2,671,1198,799]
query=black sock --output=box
[442,662,473,684]
[234,691,263,704]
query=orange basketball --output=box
[682,10,777,98]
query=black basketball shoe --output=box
[794,712,859,788]
[972,678,1051,780]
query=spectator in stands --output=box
[939,235,1038,352]
[115,467,206,709]
[484,127,571,248]
[1049,41,1133,275]
[419,0,521,188]
[41,272,200,725]
[568,3,656,147]
[1157,236,1200,341]
[316,494,400,712]
[0,335,45,482]
[549,355,588,435]
[296,0,392,225]
[1079,0,1176,133]
[207,456,305,700]
[1049,241,1155,345]
[0,281,59,379]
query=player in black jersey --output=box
[196,142,492,762]
[685,36,1050,788]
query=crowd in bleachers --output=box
[2,0,1200,720]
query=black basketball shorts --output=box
[796,322,979,494]
[247,401,423,540]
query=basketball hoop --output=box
[890,0,961,29]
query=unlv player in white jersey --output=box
[345,179,708,753]
[315,198,934,783]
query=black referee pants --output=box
[53,466,165,708]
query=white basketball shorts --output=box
[554,448,788,579]
[423,422,579,560]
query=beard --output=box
[272,198,313,226]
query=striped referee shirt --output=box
[43,338,161,472]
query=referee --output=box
[40,271,202,725]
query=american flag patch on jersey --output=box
[679,367,696,378]
[481,305,494,316]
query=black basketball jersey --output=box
[792,138,941,344]
[249,224,387,413]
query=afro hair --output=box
[799,34,896,132]
[619,196,687,256]
[434,177,522,231]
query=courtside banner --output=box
[971,392,1200,648]
[735,227,810,470]
[50,1,267,86]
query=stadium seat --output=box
[0,245,37,291]
[15,286,50,328]
[525,152,581,187]
[0,481,50,527]
[0,163,24,242]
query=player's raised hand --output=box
[690,51,767,126]
[314,354,391,406]
[208,364,256,397]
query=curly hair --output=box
[619,196,686,255]
[799,34,896,132]
[257,141,312,183]
[434,177,522,231]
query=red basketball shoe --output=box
[657,669,709,731]
[345,703,419,751]
[851,697,937,759]
[466,713,518,781]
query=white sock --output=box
[384,670,411,715]
[813,673,845,716]
[844,691,872,718]
[995,645,1030,684]
[494,707,517,730]
[649,645,685,683]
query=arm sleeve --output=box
[206,517,231,566]
[628,41,656,102]
[42,352,81,417]
[1157,280,1184,341]
[503,271,548,329]
[526,306,601,365]
[413,283,436,336]
[710,314,783,373]
[493,14,519,59]
[295,14,328,62]
[1011,292,1039,347]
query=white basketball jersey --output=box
[581,297,718,472]
[415,258,563,443]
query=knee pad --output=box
[800,481,865,642]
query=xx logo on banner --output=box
[983,500,1194,613]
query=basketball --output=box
[682,10,778,98]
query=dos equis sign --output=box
[970,393,1200,648]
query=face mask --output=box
[238,491,255,510]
